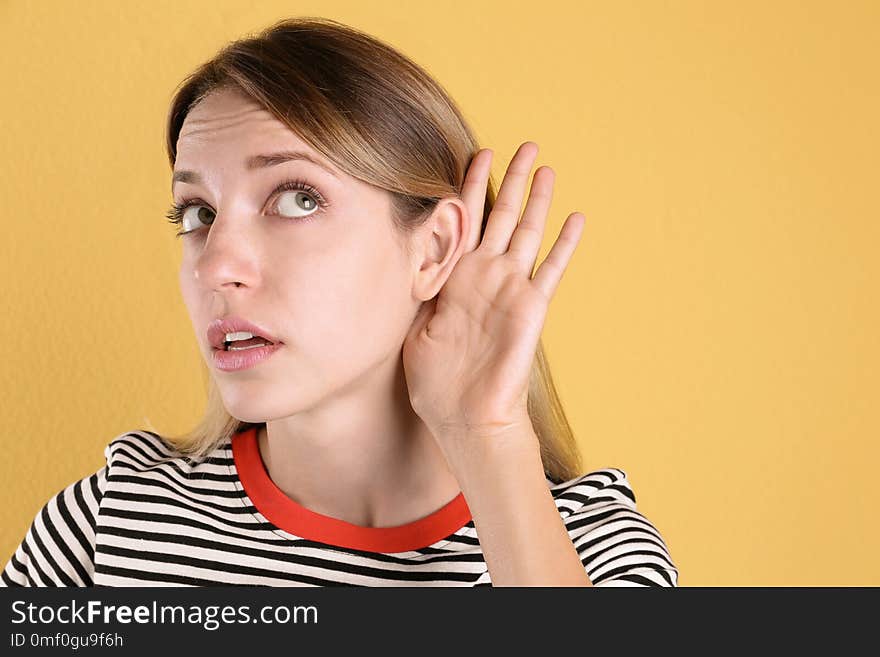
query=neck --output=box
[256,354,462,528]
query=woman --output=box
[2,17,678,587]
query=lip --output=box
[212,341,283,372]
[207,316,282,351]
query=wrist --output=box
[433,417,543,487]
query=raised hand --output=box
[402,141,586,449]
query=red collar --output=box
[231,427,472,553]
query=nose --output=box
[190,214,261,292]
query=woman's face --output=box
[174,87,421,422]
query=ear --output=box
[410,196,471,302]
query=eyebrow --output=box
[172,150,339,191]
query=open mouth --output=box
[221,336,277,351]
[207,318,281,353]
[211,338,282,372]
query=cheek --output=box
[178,271,198,320]
[177,263,215,347]
[293,250,412,360]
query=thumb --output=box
[406,295,438,344]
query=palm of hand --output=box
[402,142,585,439]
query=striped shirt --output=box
[1,428,679,587]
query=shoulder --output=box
[104,429,185,463]
[547,467,637,517]
[0,438,123,587]
[102,429,226,474]
[101,429,235,491]
[104,429,182,467]
[549,467,679,587]
[0,429,226,587]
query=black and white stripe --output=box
[2,431,678,587]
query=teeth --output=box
[225,331,254,341]
[221,329,276,351]
[228,343,266,352]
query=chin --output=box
[219,388,314,423]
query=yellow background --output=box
[1,0,877,586]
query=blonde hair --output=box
[162,16,584,483]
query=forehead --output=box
[173,88,346,187]
[176,88,312,158]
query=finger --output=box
[531,213,586,300]
[506,165,555,276]
[479,141,539,255]
[459,149,493,252]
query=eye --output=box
[178,205,216,233]
[274,186,322,219]
[165,178,329,238]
